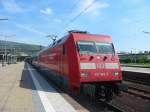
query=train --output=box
[28,30,127,101]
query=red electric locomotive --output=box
[32,30,126,101]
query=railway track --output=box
[99,99,126,112]
[99,81,150,112]
[125,79,150,86]
[128,86,150,94]
[124,84,150,101]
[123,70,150,86]
[127,89,150,101]
[123,79,150,101]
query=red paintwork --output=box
[36,33,122,92]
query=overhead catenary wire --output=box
[69,0,80,14]
[52,0,98,41]
[62,0,98,32]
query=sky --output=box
[0,0,150,52]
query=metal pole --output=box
[5,36,6,65]
[14,48,16,63]
[134,48,137,63]
[2,46,4,66]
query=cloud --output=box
[82,0,109,13]
[121,18,131,22]
[0,0,25,13]
[40,8,52,15]
[16,24,46,36]
[71,0,110,16]
[54,19,62,23]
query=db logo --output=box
[97,63,105,69]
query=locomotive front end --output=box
[73,33,126,101]
[77,40,122,83]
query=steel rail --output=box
[128,86,150,94]
[124,79,150,86]
[125,88,150,101]
[99,99,126,112]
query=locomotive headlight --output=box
[81,73,89,77]
[113,72,119,76]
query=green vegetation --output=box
[120,55,150,67]
[121,63,150,67]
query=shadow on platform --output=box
[19,62,59,93]
[19,63,36,91]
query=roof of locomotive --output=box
[70,32,112,41]
[38,32,112,55]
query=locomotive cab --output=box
[70,32,125,101]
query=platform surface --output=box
[0,63,36,112]
[0,62,78,112]
[121,66,150,74]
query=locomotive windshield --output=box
[77,41,115,54]
[77,41,97,54]
[96,42,115,54]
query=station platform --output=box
[0,62,86,112]
[121,66,150,74]
[0,63,36,112]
